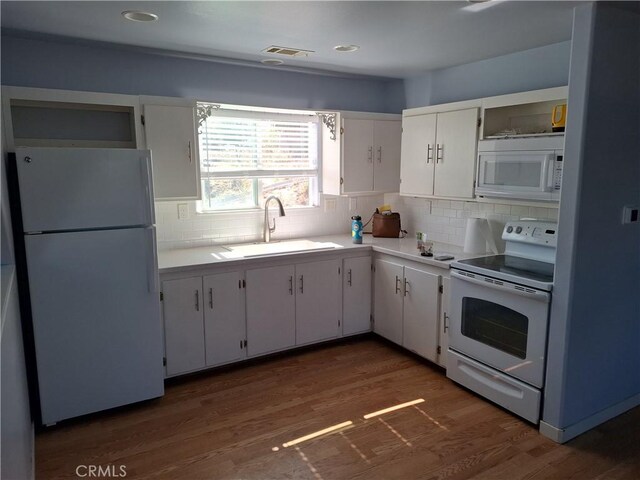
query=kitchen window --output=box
[197,103,320,211]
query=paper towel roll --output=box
[463,217,498,254]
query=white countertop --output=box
[158,235,476,274]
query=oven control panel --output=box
[502,221,558,247]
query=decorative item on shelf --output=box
[551,104,567,132]
[317,112,337,140]
[351,215,363,244]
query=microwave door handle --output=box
[542,154,554,191]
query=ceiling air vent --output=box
[262,45,314,57]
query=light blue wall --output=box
[543,2,640,437]
[404,41,571,108]
[0,33,405,113]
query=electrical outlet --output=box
[324,198,337,212]
[622,205,639,224]
[177,203,189,220]
[349,197,357,212]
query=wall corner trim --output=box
[541,392,640,444]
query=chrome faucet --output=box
[263,196,286,242]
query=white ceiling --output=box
[1,1,584,79]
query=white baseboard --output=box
[540,392,640,443]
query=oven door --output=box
[449,270,550,388]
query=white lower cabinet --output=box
[162,272,246,377]
[203,272,246,367]
[162,277,206,376]
[437,276,451,368]
[161,251,458,378]
[373,258,442,363]
[245,265,296,357]
[373,259,404,344]
[295,259,342,345]
[343,256,372,336]
[402,267,440,363]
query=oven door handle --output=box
[451,270,550,303]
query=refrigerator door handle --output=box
[146,226,159,293]
[141,154,156,225]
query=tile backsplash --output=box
[384,193,559,247]
[156,193,559,251]
[155,194,384,250]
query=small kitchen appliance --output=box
[476,135,564,202]
[447,220,558,423]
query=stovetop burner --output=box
[456,254,554,284]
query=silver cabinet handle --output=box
[436,144,444,163]
[444,313,449,332]
[289,276,293,295]
[367,146,373,163]
[404,278,409,296]
[347,269,352,286]
[188,140,192,164]
[395,275,401,295]
[24,156,32,163]
[209,288,213,309]
[299,275,304,294]
[195,290,199,311]
[426,145,433,164]
[377,146,382,163]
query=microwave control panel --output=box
[553,154,564,191]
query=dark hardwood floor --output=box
[36,338,640,479]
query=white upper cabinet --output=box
[399,113,437,196]
[433,108,479,198]
[143,103,200,200]
[400,108,479,199]
[373,120,402,192]
[322,113,401,196]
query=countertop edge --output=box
[157,237,464,274]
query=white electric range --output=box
[447,220,558,424]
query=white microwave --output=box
[475,136,564,202]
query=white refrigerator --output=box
[12,147,164,425]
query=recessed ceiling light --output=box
[334,45,360,53]
[261,59,284,66]
[121,10,159,22]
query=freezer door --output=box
[25,227,163,424]
[15,147,154,232]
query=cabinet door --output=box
[402,267,441,363]
[296,259,342,345]
[373,120,402,192]
[343,256,373,336]
[434,108,479,198]
[246,265,296,356]
[373,259,404,345]
[203,272,246,367]
[162,277,205,376]
[144,104,200,200]
[342,118,374,193]
[400,114,437,196]
[438,276,451,368]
